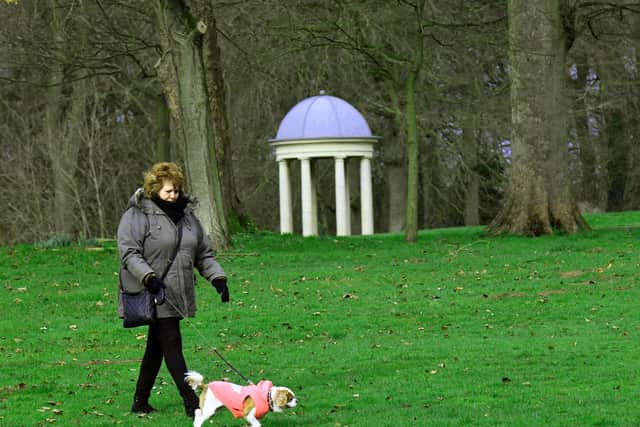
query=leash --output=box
[161,297,254,385]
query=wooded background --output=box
[1,0,638,246]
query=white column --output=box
[310,159,318,235]
[360,157,374,235]
[278,159,293,234]
[300,157,314,236]
[345,158,352,235]
[335,157,348,236]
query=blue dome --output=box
[274,93,373,140]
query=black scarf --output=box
[152,195,188,224]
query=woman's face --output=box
[158,181,180,202]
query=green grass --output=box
[1,211,640,426]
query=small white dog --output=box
[184,371,297,427]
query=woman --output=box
[117,162,229,417]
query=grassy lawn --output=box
[1,212,639,426]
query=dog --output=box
[184,371,297,427]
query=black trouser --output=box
[134,317,197,404]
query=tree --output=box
[152,0,231,249]
[291,0,428,242]
[488,0,589,235]
[187,1,241,223]
[44,1,79,238]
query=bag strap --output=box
[159,222,183,280]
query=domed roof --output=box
[273,92,373,141]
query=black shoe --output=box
[132,398,157,414]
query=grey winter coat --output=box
[117,188,226,319]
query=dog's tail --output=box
[184,370,205,391]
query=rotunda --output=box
[270,92,379,236]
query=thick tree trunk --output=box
[621,15,640,210]
[187,1,242,221]
[489,0,589,236]
[154,93,172,162]
[153,0,231,249]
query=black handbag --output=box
[121,223,183,328]
[121,287,165,328]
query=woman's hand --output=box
[212,277,230,303]
[145,276,166,294]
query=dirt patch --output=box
[484,292,528,299]
[538,289,568,297]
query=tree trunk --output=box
[571,52,608,213]
[382,86,407,233]
[404,70,420,242]
[621,14,640,210]
[488,0,589,235]
[154,93,172,162]
[153,0,231,249]
[386,162,407,232]
[462,112,480,226]
[45,3,80,239]
[403,0,425,243]
[186,0,242,222]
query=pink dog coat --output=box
[209,380,273,419]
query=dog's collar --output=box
[267,388,274,411]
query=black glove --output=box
[145,276,166,295]
[212,277,230,303]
